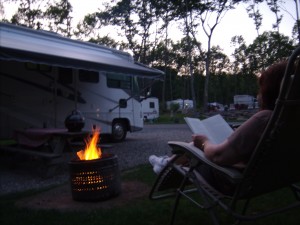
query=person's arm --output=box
[193,111,273,168]
[192,134,239,166]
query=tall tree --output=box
[10,0,45,29]
[189,0,236,111]
[44,0,73,37]
[292,0,300,44]
[266,0,283,33]
[8,0,74,36]
[246,31,294,73]
[184,0,197,112]
[91,0,157,64]
[0,1,4,19]
[148,0,209,111]
[150,1,174,109]
[246,0,263,36]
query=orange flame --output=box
[77,128,102,160]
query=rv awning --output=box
[0,22,164,78]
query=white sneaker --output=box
[149,155,170,174]
[153,164,164,174]
[149,155,168,166]
[149,155,158,166]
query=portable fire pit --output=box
[69,128,121,201]
[69,153,121,201]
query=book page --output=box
[201,114,233,144]
[184,117,213,140]
[184,115,233,144]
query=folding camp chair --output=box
[149,46,300,225]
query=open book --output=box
[184,114,233,144]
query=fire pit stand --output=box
[69,153,121,201]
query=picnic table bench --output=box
[1,128,90,177]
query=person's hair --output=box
[258,60,288,110]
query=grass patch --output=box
[144,110,254,125]
[145,113,187,124]
[1,165,299,225]
[0,139,17,146]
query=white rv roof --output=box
[0,22,164,77]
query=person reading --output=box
[149,60,294,193]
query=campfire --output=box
[69,128,121,201]
[76,128,102,160]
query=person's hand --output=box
[192,134,209,150]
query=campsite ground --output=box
[0,123,191,196]
[1,111,299,225]
[0,110,257,196]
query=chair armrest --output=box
[168,141,243,182]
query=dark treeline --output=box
[1,0,299,110]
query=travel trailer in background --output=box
[207,102,225,111]
[0,22,164,141]
[141,97,159,120]
[233,95,258,110]
[166,99,193,112]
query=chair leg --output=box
[169,167,221,225]
[291,184,300,200]
[237,198,251,224]
[192,174,220,225]
[199,189,220,225]
[169,171,190,225]
[169,188,182,225]
[207,208,220,225]
[169,168,196,225]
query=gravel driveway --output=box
[0,124,192,195]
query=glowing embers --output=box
[69,154,122,201]
[72,171,107,187]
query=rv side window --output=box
[25,62,52,72]
[149,102,155,108]
[132,76,140,96]
[79,70,99,83]
[107,73,131,90]
[58,68,73,84]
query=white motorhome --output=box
[0,22,164,141]
[141,97,159,120]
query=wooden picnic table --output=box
[1,128,90,177]
[13,128,90,154]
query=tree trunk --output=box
[203,37,211,112]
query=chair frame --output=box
[149,46,300,225]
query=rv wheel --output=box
[112,121,127,142]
